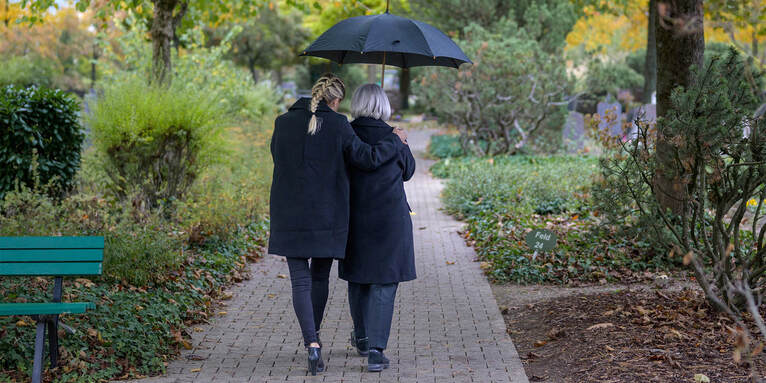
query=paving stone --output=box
[118,129,527,383]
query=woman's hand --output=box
[393,127,408,144]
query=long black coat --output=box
[268,99,405,259]
[338,117,417,284]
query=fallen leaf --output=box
[533,340,547,347]
[193,327,204,332]
[683,251,694,265]
[418,226,427,230]
[605,345,615,352]
[446,261,455,265]
[694,374,710,383]
[181,340,193,350]
[751,343,764,357]
[190,368,201,373]
[15,320,28,327]
[635,306,649,316]
[186,354,207,361]
[217,311,227,316]
[276,274,287,279]
[586,323,614,331]
[267,294,276,299]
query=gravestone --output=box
[597,101,626,137]
[562,112,586,153]
[625,104,657,141]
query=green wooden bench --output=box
[0,236,104,383]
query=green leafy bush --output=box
[0,85,84,200]
[87,77,226,208]
[415,16,571,155]
[585,59,644,97]
[438,156,595,217]
[434,155,672,283]
[427,134,465,159]
[0,56,56,89]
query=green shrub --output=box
[427,134,465,159]
[434,154,673,283]
[0,85,84,200]
[0,56,56,89]
[585,59,644,97]
[87,77,226,208]
[439,155,596,217]
[414,16,571,155]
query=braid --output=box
[307,74,345,135]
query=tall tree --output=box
[654,0,705,213]
[214,5,309,84]
[643,0,657,103]
[706,0,766,69]
[15,0,269,85]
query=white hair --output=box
[351,83,392,121]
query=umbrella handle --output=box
[381,51,386,89]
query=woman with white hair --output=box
[339,83,417,372]
[269,74,408,375]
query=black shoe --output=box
[315,332,325,372]
[307,347,322,376]
[350,331,369,356]
[367,349,389,372]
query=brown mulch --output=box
[503,288,764,383]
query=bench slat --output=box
[0,302,95,316]
[0,237,104,250]
[0,249,104,263]
[0,262,102,276]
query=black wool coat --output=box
[338,117,417,284]
[268,98,405,259]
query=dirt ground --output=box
[493,280,765,383]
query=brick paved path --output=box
[127,129,528,383]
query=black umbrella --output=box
[300,2,471,87]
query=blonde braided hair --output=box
[308,73,346,135]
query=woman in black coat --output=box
[269,74,407,375]
[338,83,416,372]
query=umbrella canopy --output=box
[301,12,471,72]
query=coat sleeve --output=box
[341,119,404,171]
[400,145,416,181]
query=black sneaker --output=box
[367,349,389,372]
[350,331,369,356]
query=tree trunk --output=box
[149,0,187,86]
[90,43,98,89]
[642,0,658,104]
[400,68,410,110]
[249,61,259,85]
[654,0,705,214]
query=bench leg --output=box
[48,316,59,367]
[32,321,46,383]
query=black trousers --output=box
[347,282,399,350]
[286,257,333,347]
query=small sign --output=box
[525,229,557,252]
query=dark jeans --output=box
[347,282,399,350]
[286,257,334,347]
